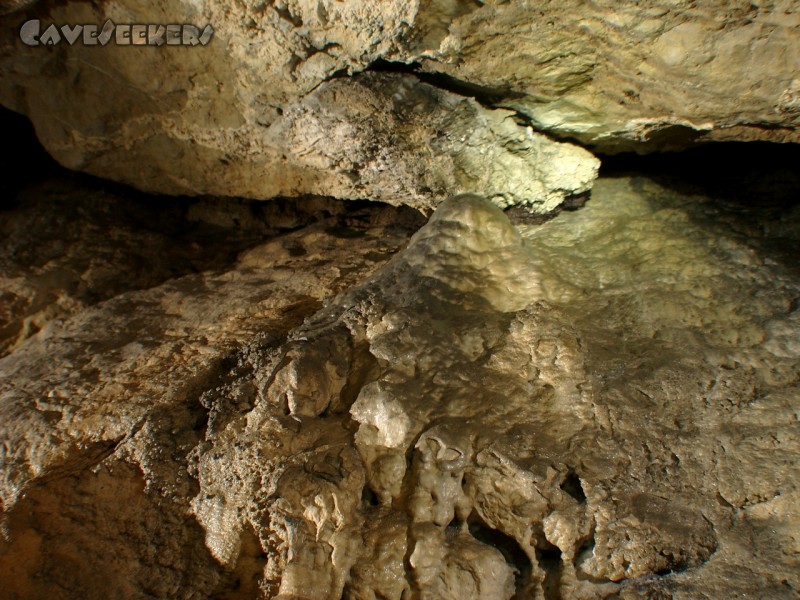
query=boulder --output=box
[2,1,797,209]
[0,1,601,210]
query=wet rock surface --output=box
[1,171,798,598]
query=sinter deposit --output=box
[1,176,798,598]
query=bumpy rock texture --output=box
[1,170,798,598]
[0,2,599,211]
[418,0,800,150]
[0,173,426,598]
[4,0,800,206]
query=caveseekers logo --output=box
[20,19,214,46]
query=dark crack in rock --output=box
[2,1,798,206]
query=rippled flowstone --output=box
[1,176,798,598]
[0,179,425,599]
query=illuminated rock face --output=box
[1,177,798,598]
[0,3,599,212]
[413,0,800,151]
[4,1,799,206]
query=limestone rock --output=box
[0,2,598,211]
[0,176,373,358]
[0,178,423,599]
[414,0,800,151]
[1,0,797,207]
[3,172,798,598]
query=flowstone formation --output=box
[0,176,426,599]
[191,189,799,598]
[3,1,799,205]
[1,175,798,598]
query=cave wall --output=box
[1,2,800,599]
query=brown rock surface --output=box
[0,176,363,357]
[0,176,424,598]
[1,171,798,598]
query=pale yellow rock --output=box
[5,0,797,208]
[0,2,598,211]
[423,0,800,150]
[187,183,800,598]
